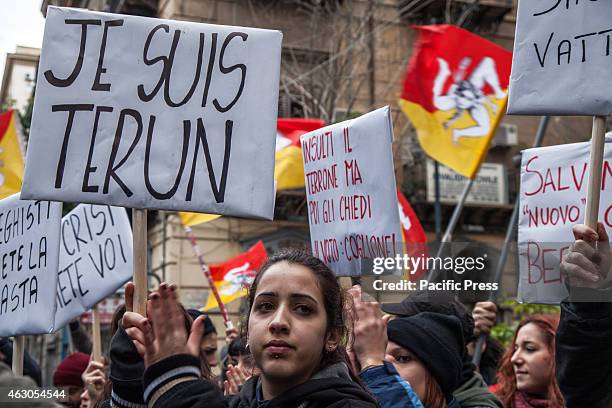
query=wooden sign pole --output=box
[92,305,102,361]
[12,336,25,376]
[584,116,607,230]
[133,209,148,316]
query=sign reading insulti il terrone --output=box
[0,194,62,336]
[518,138,612,303]
[301,107,403,276]
[509,1,612,115]
[22,7,282,219]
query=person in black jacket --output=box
[123,248,379,408]
[557,222,612,408]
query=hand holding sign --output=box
[82,355,107,405]
[561,222,612,289]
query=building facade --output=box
[0,46,39,115]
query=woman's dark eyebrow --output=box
[290,293,318,303]
[255,292,318,303]
[387,345,403,354]
[255,292,277,299]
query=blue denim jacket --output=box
[359,361,462,408]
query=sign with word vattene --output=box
[22,7,282,219]
[509,1,612,115]
[0,194,62,336]
[54,204,132,329]
[301,107,402,276]
[518,137,612,303]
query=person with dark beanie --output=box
[98,325,146,408]
[351,286,496,408]
[387,314,464,405]
[381,293,503,407]
[53,352,89,408]
[353,308,465,408]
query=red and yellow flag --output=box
[204,241,268,311]
[179,212,221,227]
[0,110,25,199]
[399,25,512,178]
[397,189,428,280]
[275,118,325,191]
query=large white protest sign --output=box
[508,1,612,115]
[518,137,612,303]
[301,107,403,276]
[22,7,282,219]
[54,204,132,329]
[0,194,62,336]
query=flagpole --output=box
[434,177,473,255]
[11,109,27,377]
[472,116,550,366]
[434,161,442,241]
[426,178,474,284]
[184,226,234,330]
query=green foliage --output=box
[490,322,514,347]
[490,299,560,347]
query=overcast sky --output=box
[0,0,45,85]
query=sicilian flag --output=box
[399,25,512,178]
[275,118,325,190]
[397,189,428,279]
[0,110,25,199]
[204,241,268,311]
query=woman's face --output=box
[248,262,329,386]
[511,322,553,397]
[385,341,428,402]
[200,332,218,367]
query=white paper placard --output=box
[301,107,403,276]
[22,7,282,219]
[508,1,612,115]
[0,194,62,336]
[54,204,132,329]
[518,137,612,303]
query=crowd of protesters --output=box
[1,222,610,408]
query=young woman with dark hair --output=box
[494,314,565,408]
[122,248,379,408]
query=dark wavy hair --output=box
[243,248,356,377]
[495,314,564,408]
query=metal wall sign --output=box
[426,160,508,206]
